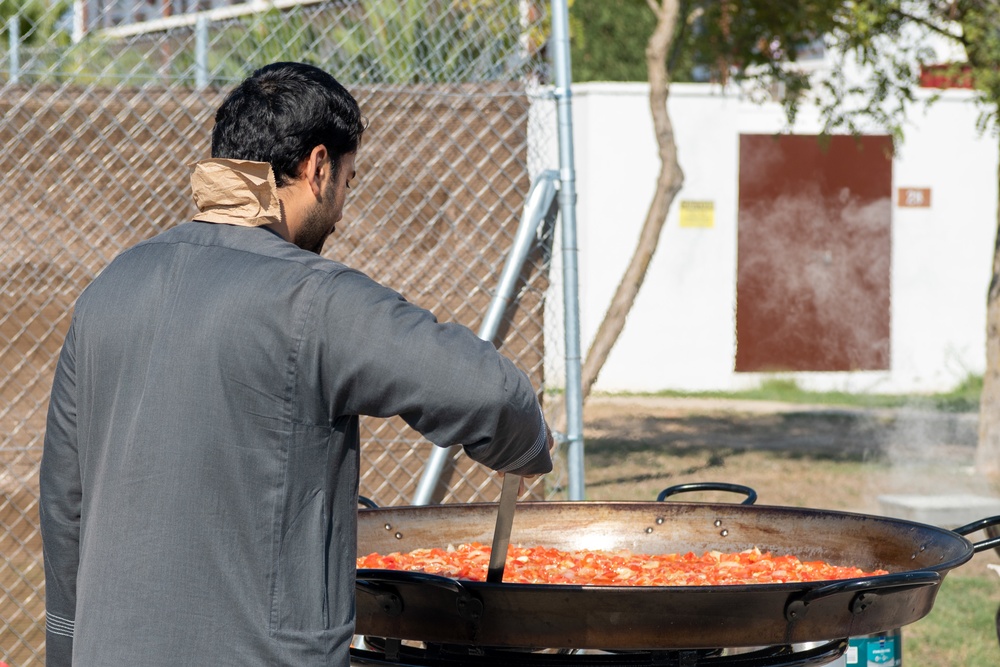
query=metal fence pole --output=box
[72,0,85,43]
[412,171,560,505]
[549,0,585,500]
[8,18,20,84]
[195,16,209,90]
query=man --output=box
[40,62,552,666]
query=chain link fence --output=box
[1,0,567,662]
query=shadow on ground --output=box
[586,406,977,458]
[582,401,979,490]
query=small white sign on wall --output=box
[898,187,932,208]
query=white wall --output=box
[569,82,998,394]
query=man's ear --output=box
[303,145,329,197]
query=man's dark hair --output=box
[211,62,366,186]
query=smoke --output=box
[872,403,1000,530]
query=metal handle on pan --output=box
[951,514,1000,553]
[358,496,379,509]
[356,569,485,622]
[783,570,941,621]
[656,482,758,505]
[355,578,405,617]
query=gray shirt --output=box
[40,221,551,666]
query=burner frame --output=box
[350,636,849,667]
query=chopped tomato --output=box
[357,543,888,586]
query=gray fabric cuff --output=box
[45,612,75,666]
[496,405,552,475]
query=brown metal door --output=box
[735,134,892,372]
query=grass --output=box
[615,373,985,413]
[905,573,1000,665]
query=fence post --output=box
[195,15,209,90]
[549,0,585,501]
[8,17,20,84]
[411,171,560,506]
[72,0,85,43]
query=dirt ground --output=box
[579,395,1000,576]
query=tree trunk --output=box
[976,134,1000,480]
[577,0,685,402]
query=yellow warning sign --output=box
[679,200,714,228]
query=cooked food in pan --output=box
[357,542,888,585]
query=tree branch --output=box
[889,7,969,48]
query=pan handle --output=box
[358,496,379,509]
[356,569,485,622]
[656,482,758,505]
[951,515,1000,553]
[784,570,941,622]
[355,579,405,617]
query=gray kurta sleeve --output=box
[315,269,552,476]
[39,319,82,666]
